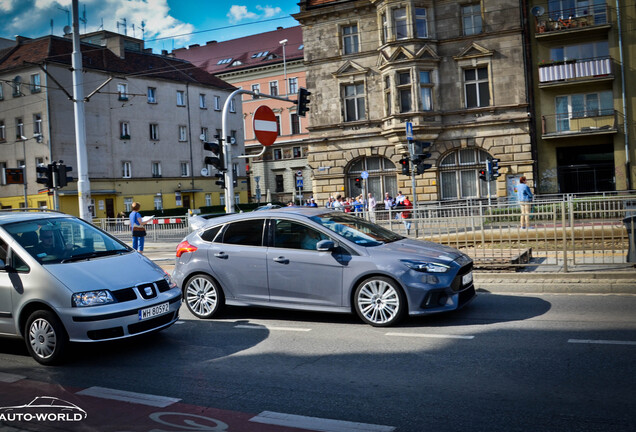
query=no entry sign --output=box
[253,105,278,146]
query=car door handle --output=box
[214,252,228,259]
[273,256,289,264]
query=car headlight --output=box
[401,260,450,273]
[163,272,177,289]
[71,290,115,307]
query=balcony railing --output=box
[538,57,612,84]
[534,4,608,35]
[541,110,618,137]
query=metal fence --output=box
[93,217,190,243]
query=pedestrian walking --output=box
[398,195,413,235]
[516,176,534,229]
[129,202,149,253]
[367,192,377,222]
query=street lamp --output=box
[279,39,288,95]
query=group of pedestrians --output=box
[383,191,413,235]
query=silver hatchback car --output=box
[0,210,182,365]
[173,208,475,327]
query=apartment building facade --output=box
[294,0,534,204]
[0,32,245,217]
[174,26,312,205]
[527,0,635,193]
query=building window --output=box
[30,74,41,93]
[147,87,156,103]
[12,77,22,97]
[347,156,397,200]
[199,94,206,108]
[0,83,3,100]
[342,24,359,54]
[177,90,185,106]
[205,193,212,206]
[120,122,130,139]
[555,91,613,132]
[464,67,490,108]
[201,127,209,142]
[274,115,281,136]
[269,81,278,96]
[398,71,412,113]
[149,123,159,140]
[384,75,392,115]
[33,114,42,136]
[214,95,221,110]
[415,8,428,38]
[251,83,260,99]
[273,149,282,160]
[154,195,163,210]
[178,125,187,142]
[343,83,366,122]
[0,120,5,141]
[393,8,408,40]
[462,4,482,36]
[288,77,298,94]
[293,146,302,158]
[381,12,389,43]
[117,83,128,101]
[439,149,493,199]
[290,113,300,135]
[15,118,24,139]
[275,174,284,192]
[419,71,433,111]
[122,161,132,178]
[229,97,236,113]
[181,162,190,177]
[124,198,133,212]
[151,162,162,177]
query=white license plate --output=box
[462,272,473,286]
[139,302,169,321]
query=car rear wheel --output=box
[24,310,68,365]
[184,274,224,319]
[354,276,406,327]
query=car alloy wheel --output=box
[354,276,405,327]
[25,310,68,365]
[185,274,224,319]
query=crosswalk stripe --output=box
[250,411,396,432]
[386,332,475,340]
[0,372,26,383]
[76,386,180,407]
[568,339,636,346]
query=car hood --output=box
[44,252,167,293]
[369,238,468,264]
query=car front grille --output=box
[451,262,474,292]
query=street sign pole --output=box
[405,122,419,236]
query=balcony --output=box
[541,110,618,139]
[538,57,612,86]
[534,5,609,38]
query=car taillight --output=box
[176,240,197,258]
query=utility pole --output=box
[71,0,91,221]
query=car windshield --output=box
[310,212,404,246]
[5,217,130,264]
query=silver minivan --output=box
[0,210,181,365]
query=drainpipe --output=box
[616,0,631,190]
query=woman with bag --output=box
[129,202,149,253]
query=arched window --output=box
[347,156,397,199]
[439,148,495,200]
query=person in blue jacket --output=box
[516,176,534,229]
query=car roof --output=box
[0,210,72,225]
[197,207,334,227]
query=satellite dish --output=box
[199,134,206,141]
[13,76,21,84]
[200,168,209,177]
[229,137,236,144]
[531,6,545,17]
[63,25,72,35]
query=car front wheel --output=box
[24,310,68,365]
[184,274,224,319]
[354,276,406,327]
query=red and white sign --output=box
[253,105,278,147]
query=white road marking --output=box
[0,372,26,383]
[386,332,475,340]
[235,324,312,332]
[76,386,180,407]
[568,339,636,346]
[250,411,396,432]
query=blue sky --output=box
[0,0,301,53]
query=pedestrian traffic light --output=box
[354,177,362,188]
[214,172,225,188]
[399,158,410,175]
[55,163,73,188]
[204,135,224,171]
[478,169,488,182]
[490,158,500,181]
[36,164,54,189]
[297,87,311,117]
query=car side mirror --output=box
[316,240,335,252]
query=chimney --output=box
[105,35,126,59]
[161,49,168,56]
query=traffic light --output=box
[297,87,311,117]
[490,158,500,181]
[354,178,362,188]
[204,135,224,171]
[214,172,225,188]
[399,158,410,175]
[412,141,432,175]
[478,169,488,182]
[55,163,73,188]
[36,164,54,189]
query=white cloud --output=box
[256,5,282,18]
[227,5,258,23]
